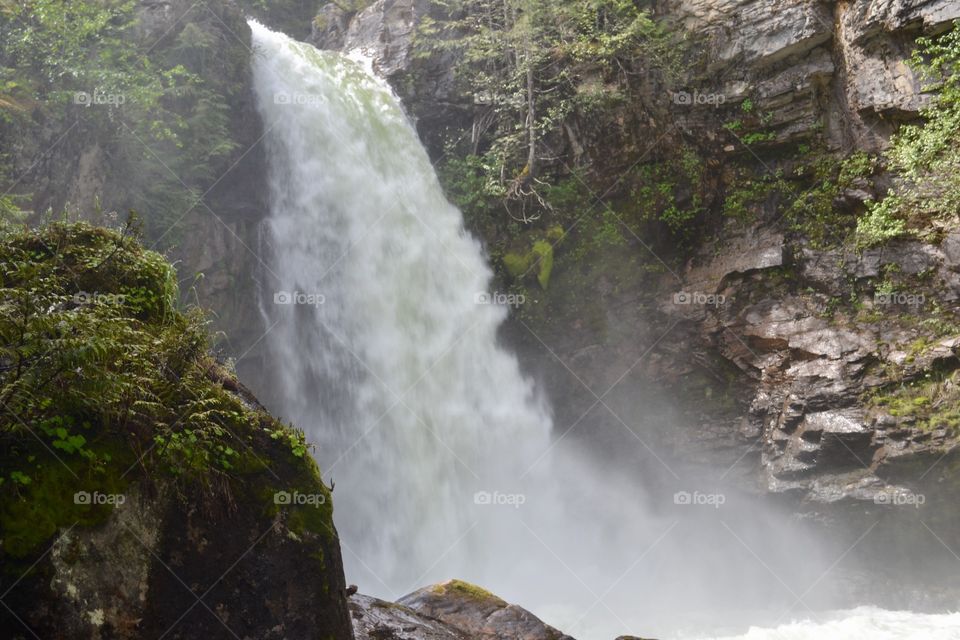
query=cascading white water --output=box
[249,19,557,592]
[687,608,960,640]
[247,21,958,640]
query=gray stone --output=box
[685,229,785,294]
[398,580,576,640]
[351,593,468,639]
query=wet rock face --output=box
[648,224,960,601]
[3,407,354,640]
[310,0,434,82]
[662,229,960,502]
[351,581,575,640]
[309,0,471,156]
[350,593,468,639]
[661,0,960,149]
[343,0,420,78]
[667,0,834,67]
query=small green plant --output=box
[856,198,907,247]
[857,21,960,241]
[741,131,776,145]
[270,428,310,459]
[867,369,960,433]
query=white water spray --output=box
[249,18,557,591]
[247,22,955,639]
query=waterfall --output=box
[248,21,865,640]
[249,19,557,594]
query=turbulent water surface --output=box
[684,607,960,640]
[248,21,956,640]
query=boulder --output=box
[398,580,576,640]
[351,593,467,639]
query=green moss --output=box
[0,453,129,559]
[867,369,960,433]
[502,238,555,289]
[0,222,336,559]
[432,579,506,604]
[545,225,565,242]
[532,240,554,289]
[503,251,532,277]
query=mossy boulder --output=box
[0,223,353,639]
[398,579,574,640]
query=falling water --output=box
[249,18,557,593]
[248,21,957,640]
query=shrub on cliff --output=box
[858,19,960,245]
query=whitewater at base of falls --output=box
[680,607,960,640]
[247,21,958,640]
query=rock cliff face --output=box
[5,458,354,640]
[312,0,960,600]
[662,0,960,149]
[309,0,959,151]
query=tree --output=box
[422,0,672,224]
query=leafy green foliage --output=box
[423,0,676,223]
[859,20,960,242]
[0,222,311,557]
[0,0,244,243]
[629,150,705,237]
[721,150,878,248]
[856,197,907,247]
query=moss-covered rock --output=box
[398,580,574,640]
[502,236,557,290]
[0,222,353,639]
